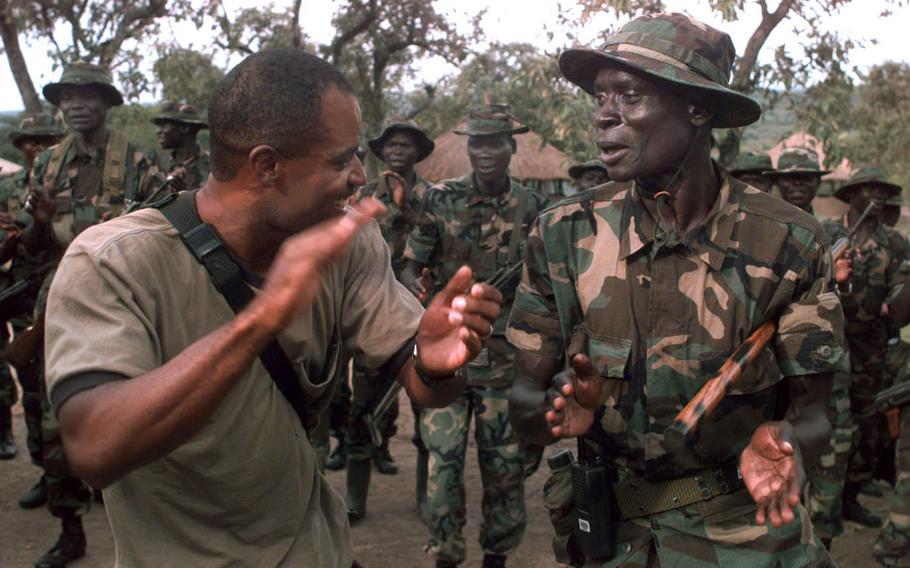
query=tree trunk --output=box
[0,2,42,113]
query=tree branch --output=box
[329,0,377,64]
[291,0,302,48]
[732,0,794,90]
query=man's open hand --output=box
[546,354,603,439]
[740,421,804,528]
[414,265,502,377]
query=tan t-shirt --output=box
[44,207,423,567]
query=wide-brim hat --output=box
[367,121,434,162]
[8,112,65,146]
[559,13,761,129]
[151,100,208,128]
[568,159,609,179]
[764,147,830,177]
[834,166,902,202]
[729,151,772,175]
[43,61,123,107]
[452,103,530,137]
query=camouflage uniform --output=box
[405,162,547,562]
[151,101,211,191]
[875,404,910,566]
[507,175,846,567]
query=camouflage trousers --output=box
[846,327,887,484]
[807,370,854,539]
[584,489,832,567]
[420,340,526,563]
[309,373,354,472]
[345,362,399,461]
[875,405,910,566]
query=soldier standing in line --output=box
[568,160,610,193]
[342,120,436,523]
[729,150,773,193]
[768,147,830,214]
[20,62,162,568]
[151,100,210,191]
[401,104,548,568]
[0,114,65,463]
[821,167,908,531]
[509,13,845,567]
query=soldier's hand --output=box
[248,198,386,334]
[740,421,803,528]
[834,251,852,284]
[25,188,56,224]
[545,354,602,438]
[415,265,502,376]
[0,212,21,240]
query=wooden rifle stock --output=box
[670,320,777,437]
[4,311,45,372]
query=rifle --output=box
[831,201,875,260]
[874,381,910,413]
[124,176,178,214]
[364,262,524,445]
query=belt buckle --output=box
[694,473,710,499]
[712,467,730,494]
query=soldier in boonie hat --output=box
[42,61,123,107]
[452,103,530,137]
[729,151,773,193]
[367,120,434,163]
[767,147,829,213]
[151,101,210,190]
[8,113,66,149]
[834,165,901,204]
[568,159,610,191]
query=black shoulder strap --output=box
[155,190,309,428]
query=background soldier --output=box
[151,100,210,191]
[729,150,773,193]
[0,113,65,462]
[822,167,908,530]
[568,159,610,193]
[769,147,830,214]
[342,120,436,523]
[509,13,844,567]
[19,61,161,568]
[401,104,548,568]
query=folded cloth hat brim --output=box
[151,116,208,128]
[451,125,530,136]
[43,82,124,107]
[559,48,761,129]
[765,168,831,176]
[834,180,902,202]
[368,124,435,162]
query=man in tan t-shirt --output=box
[44,49,502,568]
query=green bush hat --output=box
[729,151,772,175]
[43,61,124,107]
[568,159,610,180]
[558,12,761,129]
[834,166,902,203]
[886,193,904,208]
[151,100,208,128]
[453,103,530,137]
[8,113,65,147]
[367,120,434,162]
[766,147,830,177]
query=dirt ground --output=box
[0,395,894,567]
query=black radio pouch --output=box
[571,437,618,561]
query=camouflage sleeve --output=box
[886,231,910,296]
[773,237,848,377]
[506,216,565,360]
[134,151,166,202]
[402,186,442,266]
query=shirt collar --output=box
[618,171,739,271]
[467,173,513,207]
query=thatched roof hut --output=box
[0,158,23,178]
[415,120,571,199]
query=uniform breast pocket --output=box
[569,326,633,380]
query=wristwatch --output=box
[412,341,459,389]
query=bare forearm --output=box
[781,372,833,468]
[59,309,275,488]
[398,360,466,408]
[509,352,561,446]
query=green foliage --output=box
[153,48,225,112]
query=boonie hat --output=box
[151,101,208,128]
[8,113,65,147]
[368,120,434,162]
[834,166,902,203]
[43,61,123,107]
[453,103,530,137]
[729,151,772,175]
[559,12,761,128]
[568,159,609,180]
[766,148,830,176]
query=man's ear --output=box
[689,99,716,128]
[248,145,281,186]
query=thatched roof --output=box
[415,120,570,183]
[0,158,22,178]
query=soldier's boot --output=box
[843,481,883,527]
[325,442,347,471]
[416,447,430,524]
[0,405,16,460]
[19,475,48,509]
[346,458,371,525]
[373,438,398,475]
[482,553,507,568]
[861,480,885,498]
[34,515,86,568]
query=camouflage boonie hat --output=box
[766,147,830,176]
[43,61,123,107]
[151,100,208,128]
[8,113,65,146]
[367,120,434,162]
[559,13,761,128]
[453,103,530,137]
[568,159,609,180]
[729,151,772,175]
[834,166,902,202]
